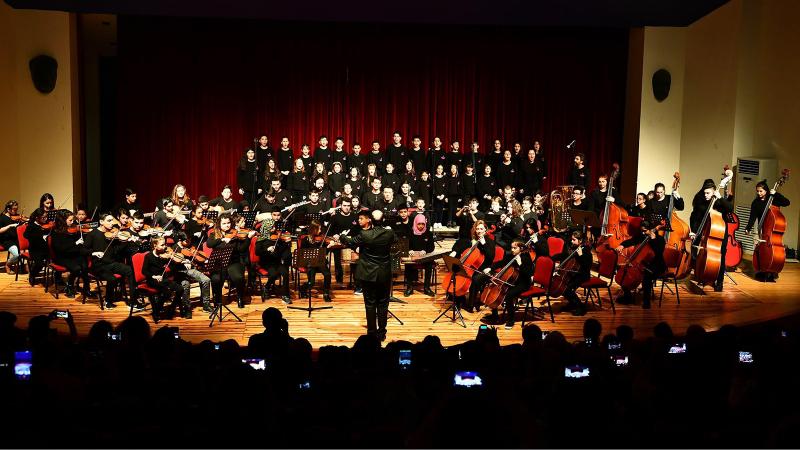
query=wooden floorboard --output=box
[2,254,800,347]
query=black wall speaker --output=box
[652,68,671,102]
[29,55,58,94]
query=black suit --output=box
[340,225,397,337]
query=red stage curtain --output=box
[116,17,628,209]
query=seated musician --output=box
[184,205,209,247]
[455,197,485,241]
[172,231,212,313]
[23,208,49,286]
[521,196,536,224]
[298,219,332,302]
[254,207,292,304]
[555,230,593,316]
[302,189,330,216]
[209,185,240,213]
[496,201,524,251]
[85,212,137,309]
[143,236,190,320]
[570,185,589,211]
[484,196,504,228]
[239,200,251,212]
[51,211,92,299]
[116,187,142,217]
[153,198,187,231]
[614,220,666,309]
[116,209,132,230]
[75,206,90,224]
[448,220,496,313]
[744,179,791,282]
[207,212,256,309]
[197,195,211,213]
[484,238,535,329]
[689,179,733,292]
[0,200,21,274]
[329,197,358,285]
[628,192,649,217]
[404,213,435,297]
[171,183,195,213]
[522,219,550,257]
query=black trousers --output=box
[211,262,245,301]
[147,278,187,312]
[563,273,590,306]
[306,264,331,291]
[466,271,492,309]
[433,197,447,225]
[503,282,532,318]
[361,279,390,335]
[93,261,136,303]
[265,264,290,295]
[58,260,90,292]
[404,262,433,290]
[331,248,344,282]
[447,196,462,224]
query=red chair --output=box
[547,236,564,258]
[15,223,31,281]
[131,252,158,319]
[492,245,505,264]
[249,235,270,301]
[44,235,69,299]
[517,255,556,324]
[580,249,617,313]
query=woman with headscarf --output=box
[404,213,435,297]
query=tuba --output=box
[550,185,575,232]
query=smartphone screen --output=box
[55,310,69,319]
[611,355,629,367]
[398,349,412,369]
[668,343,687,354]
[242,358,266,371]
[738,351,754,364]
[298,381,311,390]
[607,342,622,351]
[564,365,590,379]
[14,351,32,381]
[172,327,180,339]
[107,331,122,341]
[453,371,483,387]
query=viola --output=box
[753,169,790,275]
[596,163,631,250]
[160,247,186,263]
[312,235,334,245]
[693,166,734,285]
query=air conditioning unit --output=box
[733,157,777,254]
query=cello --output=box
[693,166,734,285]
[753,169,791,276]
[596,163,630,250]
[442,240,486,298]
[480,235,535,309]
[662,172,693,279]
[614,223,663,292]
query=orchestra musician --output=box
[85,212,137,309]
[51,210,92,299]
[23,208,49,287]
[172,232,212,313]
[629,193,649,218]
[184,205,209,247]
[404,213,435,297]
[255,207,292,304]
[0,200,22,274]
[143,236,190,321]
[207,212,256,308]
[299,219,333,302]
[556,230,593,316]
[614,220,666,309]
[649,182,684,226]
[487,238,535,329]
[209,185,240,213]
[689,178,734,292]
[448,220,496,313]
[116,188,142,217]
[170,184,195,213]
[744,179,791,282]
[40,193,55,213]
[569,186,589,211]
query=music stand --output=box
[203,210,219,221]
[239,211,257,229]
[389,237,410,304]
[205,245,243,327]
[433,255,466,328]
[569,210,601,232]
[45,210,59,223]
[288,248,333,317]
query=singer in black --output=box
[744,179,791,281]
[567,153,590,187]
[237,148,262,209]
[332,210,397,341]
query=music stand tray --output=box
[288,247,333,317]
[569,210,602,230]
[203,210,219,221]
[433,255,466,328]
[205,245,243,327]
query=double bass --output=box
[596,163,630,250]
[753,169,791,275]
[662,172,693,279]
[693,166,734,285]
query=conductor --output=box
[331,209,397,342]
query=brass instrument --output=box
[550,185,575,232]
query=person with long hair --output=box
[446,164,462,227]
[170,184,195,212]
[207,212,256,308]
[446,220,497,313]
[237,148,262,207]
[143,236,190,321]
[51,211,92,299]
[0,200,21,274]
[745,179,791,282]
[432,164,448,226]
[39,193,55,212]
[299,219,332,302]
[23,208,50,287]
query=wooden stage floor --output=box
[1,256,799,347]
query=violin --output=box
[67,222,96,234]
[9,214,28,223]
[271,231,293,243]
[179,245,209,263]
[224,228,251,240]
[753,168,791,276]
[160,247,186,263]
[104,229,132,241]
